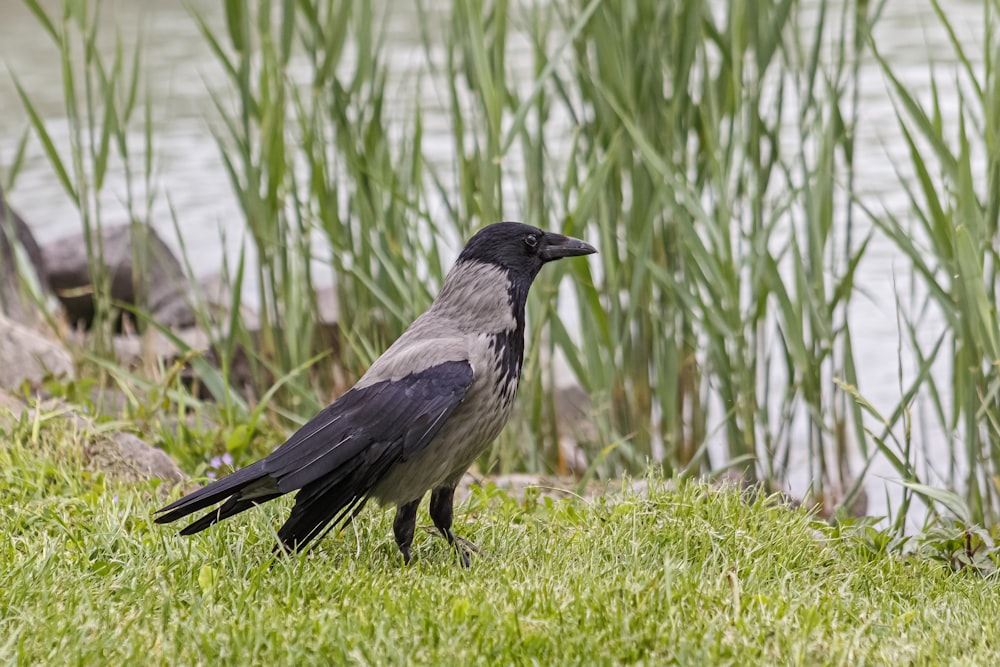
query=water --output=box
[0,0,986,516]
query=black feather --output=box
[178,493,282,535]
[154,462,276,525]
[155,361,474,546]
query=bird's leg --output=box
[430,486,476,568]
[392,498,422,565]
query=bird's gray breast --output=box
[370,332,521,506]
[364,260,527,505]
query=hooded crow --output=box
[155,221,596,565]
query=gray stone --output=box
[314,284,339,325]
[554,384,597,476]
[455,471,653,504]
[312,284,342,363]
[0,387,26,430]
[84,429,189,486]
[111,326,212,369]
[194,272,260,330]
[22,400,189,486]
[0,313,74,390]
[42,223,195,330]
[0,188,49,324]
[108,324,259,401]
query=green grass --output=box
[2,415,1000,665]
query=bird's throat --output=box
[493,272,529,387]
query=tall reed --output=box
[511,0,875,507]
[865,0,1000,526]
[13,0,154,355]
[13,0,1000,529]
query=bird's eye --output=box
[524,233,538,248]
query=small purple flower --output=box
[207,452,235,480]
[209,452,234,469]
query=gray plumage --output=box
[155,222,596,565]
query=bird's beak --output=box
[539,233,598,262]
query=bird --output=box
[155,221,596,566]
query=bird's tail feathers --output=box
[274,458,393,552]
[179,493,283,535]
[155,462,278,526]
[274,492,369,554]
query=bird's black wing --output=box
[155,360,474,548]
[267,359,473,490]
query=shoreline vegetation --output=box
[2,0,1000,661]
[3,434,1000,664]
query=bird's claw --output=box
[453,534,480,554]
[445,530,479,568]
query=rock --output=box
[0,387,25,412]
[196,337,259,400]
[84,430,189,486]
[455,471,653,504]
[0,187,49,324]
[42,223,195,330]
[194,272,260,330]
[0,387,26,430]
[314,284,339,325]
[554,384,597,476]
[111,326,212,369]
[21,399,190,486]
[108,325,259,401]
[312,284,342,361]
[0,188,46,278]
[456,472,578,504]
[117,276,344,403]
[201,273,341,354]
[0,312,74,390]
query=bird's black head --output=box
[456,222,596,281]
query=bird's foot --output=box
[453,534,480,555]
[442,528,479,568]
[453,541,471,568]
